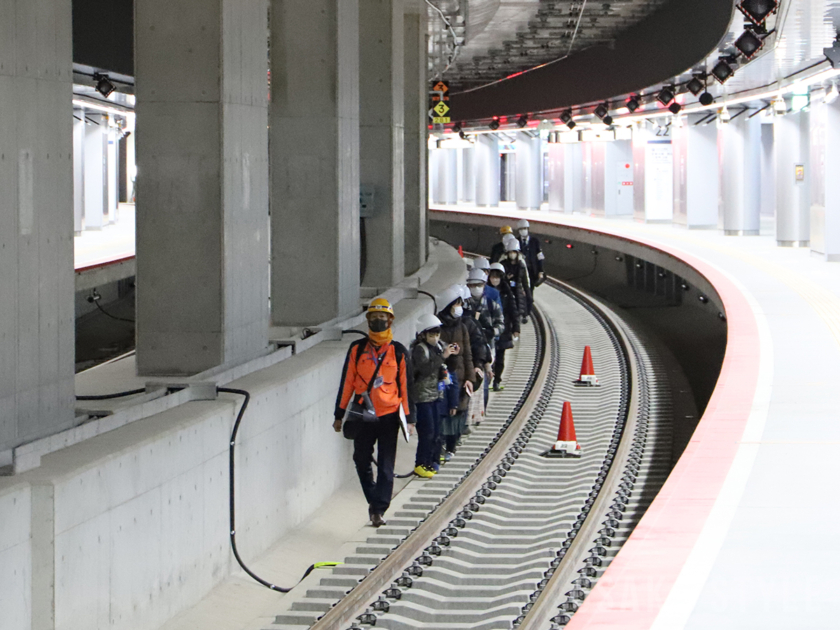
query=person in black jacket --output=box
[501,239,531,325]
[488,263,519,391]
[516,219,544,320]
[490,225,515,263]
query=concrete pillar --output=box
[604,140,633,217]
[672,116,718,228]
[547,142,564,212]
[515,132,542,210]
[431,148,457,204]
[760,121,775,217]
[270,0,360,325]
[565,143,583,213]
[73,111,85,234]
[633,123,673,223]
[135,0,270,375]
[718,113,761,234]
[774,110,810,246]
[475,133,500,207]
[359,0,405,288]
[0,0,75,457]
[461,146,476,203]
[809,91,840,261]
[106,120,118,223]
[403,1,427,275]
[83,114,105,230]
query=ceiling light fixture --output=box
[594,103,613,125]
[738,0,778,25]
[734,30,763,59]
[626,96,640,113]
[712,58,735,84]
[657,86,675,106]
[686,76,705,96]
[516,115,528,128]
[560,109,577,130]
[94,73,116,98]
[489,118,500,131]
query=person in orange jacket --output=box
[333,298,414,527]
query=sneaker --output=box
[439,454,446,464]
[414,465,435,478]
[492,382,505,392]
[422,465,437,476]
[444,451,454,462]
[429,462,440,473]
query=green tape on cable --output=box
[314,562,343,569]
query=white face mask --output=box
[451,305,464,318]
[469,285,484,299]
[519,229,529,238]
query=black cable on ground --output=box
[220,387,341,592]
[93,299,136,323]
[76,388,146,401]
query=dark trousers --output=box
[494,347,508,383]
[414,402,439,468]
[353,413,400,515]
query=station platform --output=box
[431,205,840,630]
[74,204,136,271]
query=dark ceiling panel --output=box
[451,0,734,121]
[73,0,134,76]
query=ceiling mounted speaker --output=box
[699,92,715,106]
[668,102,682,114]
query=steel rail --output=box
[307,308,552,630]
[518,277,641,629]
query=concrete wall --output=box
[0,0,76,459]
[0,244,465,630]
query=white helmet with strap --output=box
[489,262,505,272]
[516,219,530,230]
[502,233,517,244]
[473,257,490,270]
[505,238,521,252]
[467,268,487,284]
[437,286,462,311]
[416,313,442,335]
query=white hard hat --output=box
[416,313,442,334]
[505,239,521,252]
[502,233,516,244]
[473,257,490,270]
[437,286,463,311]
[489,262,505,272]
[516,219,530,230]
[459,285,471,300]
[467,268,487,284]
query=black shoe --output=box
[370,513,387,528]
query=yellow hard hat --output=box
[500,225,513,235]
[367,298,395,317]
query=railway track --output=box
[268,277,673,630]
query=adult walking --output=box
[334,298,414,527]
[516,219,545,320]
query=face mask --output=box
[519,229,529,238]
[369,319,389,333]
[451,305,464,318]
[469,286,484,299]
[489,275,501,287]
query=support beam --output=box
[475,133,500,207]
[359,0,405,288]
[270,0,361,325]
[718,115,761,235]
[774,110,810,246]
[0,0,75,455]
[515,132,542,211]
[403,0,427,276]
[135,0,270,375]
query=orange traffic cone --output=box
[543,401,582,458]
[458,245,464,257]
[574,346,599,386]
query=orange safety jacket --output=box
[335,339,413,422]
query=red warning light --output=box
[566,243,574,249]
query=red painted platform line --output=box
[429,208,760,630]
[75,255,135,274]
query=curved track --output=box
[268,277,674,630]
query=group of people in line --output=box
[334,219,546,527]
